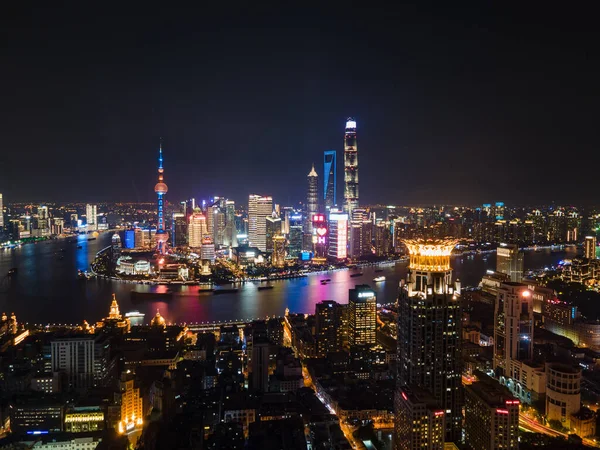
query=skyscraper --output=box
[172,212,187,247]
[323,150,336,209]
[397,239,462,443]
[584,235,597,259]
[496,243,524,282]
[315,301,343,357]
[348,285,376,346]
[328,211,348,260]
[154,141,169,254]
[188,209,207,249]
[86,204,97,231]
[248,195,273,252]
[266,216,282,252]
[304,165,319,249]
[394,386,446,450]
[0,193,4,229]
[464,373,519,450]
[343,118,359,216]
[287,213,303,258]
[493,282,533,379]
[224,200,237,247]
[271,235,286,267]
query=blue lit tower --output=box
[154,140,169,254]
[323,150,336,210]
[343,118,358,216]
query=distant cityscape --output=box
[1,119,600,450]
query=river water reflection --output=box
[0,233,576,325]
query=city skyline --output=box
[1,4,599,206]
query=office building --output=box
[51,334,112,390]
[201,236,216,263]
[224,200,237,247]
[323,150,337,210]
[188,209,207,249]
[493,282,533,379]
[0,193,3,229]
[343,118,359,216]
[315,301,343,357]
[117,371,144,433]
[271,235,286,267]
[496,243,524,282]
[464,373,519,450]
[545,363,581,429]
[348,285,376,346]
[584,235,597,259]
[154,140,169,254]
[86,204,97,230]
[251,337,270,392]
[394,387,445,450]
[287,213,303,258]
[172,212,187,247]
[10,399,64,433]
[397,239,462,443]
[328,211,348,260]
[248,195,273,252]
[307,164,319,222]
[265,216,282,252]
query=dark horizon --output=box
[1,4,599,206]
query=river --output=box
[0,233,577,325]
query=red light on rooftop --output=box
[434,411,444,416]
[401,392,407,401]
[496,409,509,414]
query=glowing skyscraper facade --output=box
[323,150,336,209]
[154,141,169,254]
[248,195,273,252]
[396,239,463,444]
[343,118,358,216]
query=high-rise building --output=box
[328,211,348,260]
[117,372,144,433]
[493,282,533,379]
[287,213,303,258]
[348,285,376,346]
[304,165,319,249]
[323,150,337,210]
[86,204,97,230]
[224,200,237,247]
[188,209,208,249]
[397,239,462,443]
[584,235,597,259]
[0,193,3,229]
[172,212,187,247]
[307,164,319,220]
[271,235,286,267]
[315,301,343,357]
[343,118,359,216]
[464,373,519,450]
[394,386,446,450]
[496,243,524,282]
[154,141,169,254]
[248,195,273,252]
[201,236,216,263]
[545,363,581,429]
[51,334,112,391]
[251,337,270,392]
[266,216,282,252]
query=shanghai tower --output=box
[343,118,358,216]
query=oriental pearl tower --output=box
[154,140,169,254]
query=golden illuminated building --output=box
[117,371,143,434]
[96,294,130,333]
[403,238,457,272]
[151,309,167,329]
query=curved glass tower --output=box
[343,118,358,216]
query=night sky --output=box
[1,4,599,206]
